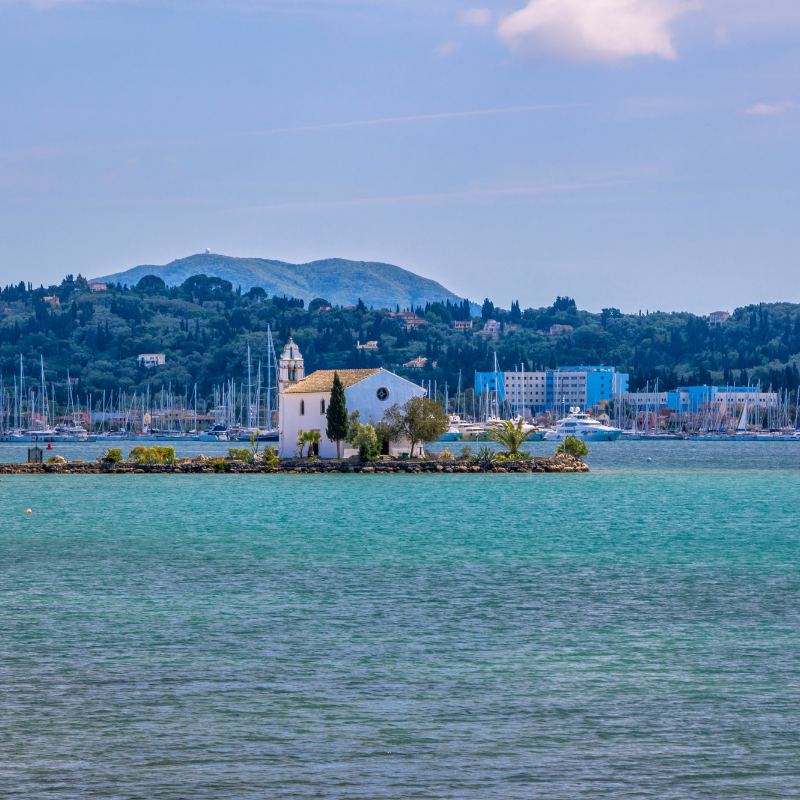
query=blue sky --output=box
[1,0,798,313]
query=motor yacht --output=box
[544,408,622,442]
[198,424,230,442]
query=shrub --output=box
[474,446,496,465]
[227,448,252,462]
[458,446,473,460]
[128,445,176,465]
[262,445,279,471]
[556,435,589,458]
[102,448,123,463]
[213,459,228,473]
[440,449,455,460]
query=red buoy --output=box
[47,443,53,450]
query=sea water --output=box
[1,446,799,798]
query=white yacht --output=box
[544,408,622,442]
[54,424,90,442]
[1,429,32,442]
[199,424,230,442]
[29,427,61,442]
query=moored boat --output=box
[544,408,622,442]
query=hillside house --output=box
[138,353,166,367]
[709,311,730,326]
[392,311,425,330]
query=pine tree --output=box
[325,372,348,459]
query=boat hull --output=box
[545,430,621,442]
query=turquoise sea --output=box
[2,442,800,798]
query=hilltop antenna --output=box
[205,248,211,254]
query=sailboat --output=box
[234,327,279,441]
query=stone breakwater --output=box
[0,456,588,475]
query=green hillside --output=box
[95,253,465,310]
[1,276,799,416]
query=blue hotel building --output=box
[475,366,629,412]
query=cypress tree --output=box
[326,371,348,459]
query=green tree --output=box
[383,397,449,457]
[302,429,321,457]
[296,429,306,458]
[102,448,123,463]
[325,371,348,458]
[486,418,533,455]
[347,421,379,461]
[556,435,589,458]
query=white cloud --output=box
[497,0,696,62]
[434,40,463,57]
[460,7,492,26]
[746,101,793,115]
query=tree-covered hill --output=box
[1,273,799,409]
[94,253,467,311]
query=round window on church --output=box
[376,387,389,401]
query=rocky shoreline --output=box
[0,455,589,475]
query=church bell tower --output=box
[279,337,304,393]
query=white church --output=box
[276,337,426,459]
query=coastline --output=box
[0,455,589,475]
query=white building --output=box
[277,339,426,458]
[138,353,165,367]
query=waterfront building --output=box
[278,339,425,458]
[475,366,629,415]
[621,385,778,415]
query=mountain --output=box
[94,253,467,310]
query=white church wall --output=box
[278,369,426,459]
[278,390,333,459]
[344,371,424,426]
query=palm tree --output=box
[302,429,321,457]
[486,419,533,456]
[296,429,306,457]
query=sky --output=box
[0,0,798,314]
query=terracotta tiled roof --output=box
[282,368,381,394]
